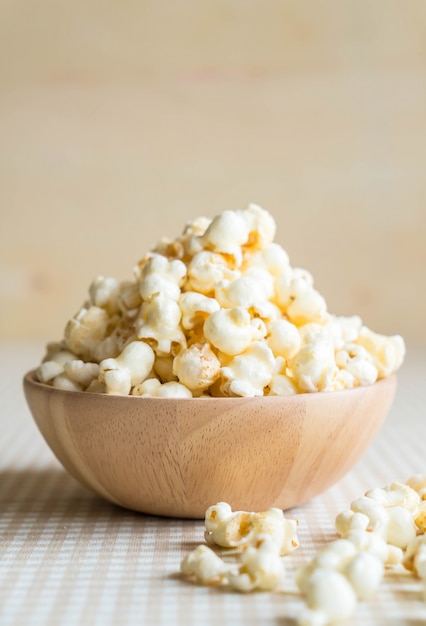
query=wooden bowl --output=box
[23,371,396,519]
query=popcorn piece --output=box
[365,481,420,512]
[198,209,250,266]
[414,502,426,533]
[205,503,299,557]
[406,474,426,501]
[99,340,155,395]
[88,276,120,315]
[172,342,221,393]
[288,332,337,393]
[243,242,291,277]
[132,378,192,398]
[267,372,298,396]
[215,267,274,309]
[203,307,254,356]
[298,568,357,626]
[180,545,228,585]
[267,319,301,359]
[342,551,384,600]
[178,292,220,331]
[136,293,186,355]
[355,326,406,379]
[36,349,77,383]
[187,250,240,295]
[237,203,276,252]
[136,254,187,301]
[220,341,276,397]
[335,510,370,538]
[51,373,83,392]
[335,343,378,386]
[227,535,286,592]
[64,306,110,361]
[63,360,99,389]
[403,535,426,578]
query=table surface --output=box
[1,341,426,626]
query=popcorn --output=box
[181,503,297,593]
[99,340,155,395]
[220,341,276,397]
[35,203,405,396]
[88,276,120,315]
[298,568,357,626]
[36,349,77,384]
[136,293,186,355]
[266,319,301,360]
[227,535,286,592]
[204,503,299,556]
[172,342,221,394]
[136,254,187,301]
[64,306,110,361]
[131,378,192,398]
[203,307,255,356]
[180,545,228,585]
[287,332,337,393]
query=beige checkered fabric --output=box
[1,343,426,626]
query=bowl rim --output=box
[23,369,396,403]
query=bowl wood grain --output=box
[23,371,396,518]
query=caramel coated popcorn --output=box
[35,204,405,396]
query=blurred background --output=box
[1,0,425,346]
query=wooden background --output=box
[1,1,425,343]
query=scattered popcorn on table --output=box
[34,203,405,396]
[296,474,426,625]
[180,475,426,618]
[180,503,298,592]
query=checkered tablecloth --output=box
[1,342,426,626]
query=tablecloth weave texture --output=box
[1,342,425,626]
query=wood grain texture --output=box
[23,371,396,518]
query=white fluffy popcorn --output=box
[181,503,297,593]
[99,340,155,395]
[204,503,299,556]
[296,474,426,625]
[36,204,405,396]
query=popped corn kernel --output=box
[186,250,240,294]
[180,545,228,585]
[203,307,254,356]
[136,254,187,301]
[266,318,301,359]
[287,332,337,393]
[172,342,220,393]
[355,326,406,379]
[36,349,77,384]
[136,292,186,355]
[99,340,155,395]
[132,378,192,398]
[64,306,110,361]
[227,535,286,592]
[298,568,357,625]
[406,474,426,501]
[204,503,299,557]
[88,276,120,315]
[220,341,276,397]
[215,267,274,309]
[63,360,99,389]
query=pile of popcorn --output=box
[180,475,426,624]
[35,204,405,396]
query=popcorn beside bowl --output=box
[23,204,405,518]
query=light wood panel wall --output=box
[1,1,425,342]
